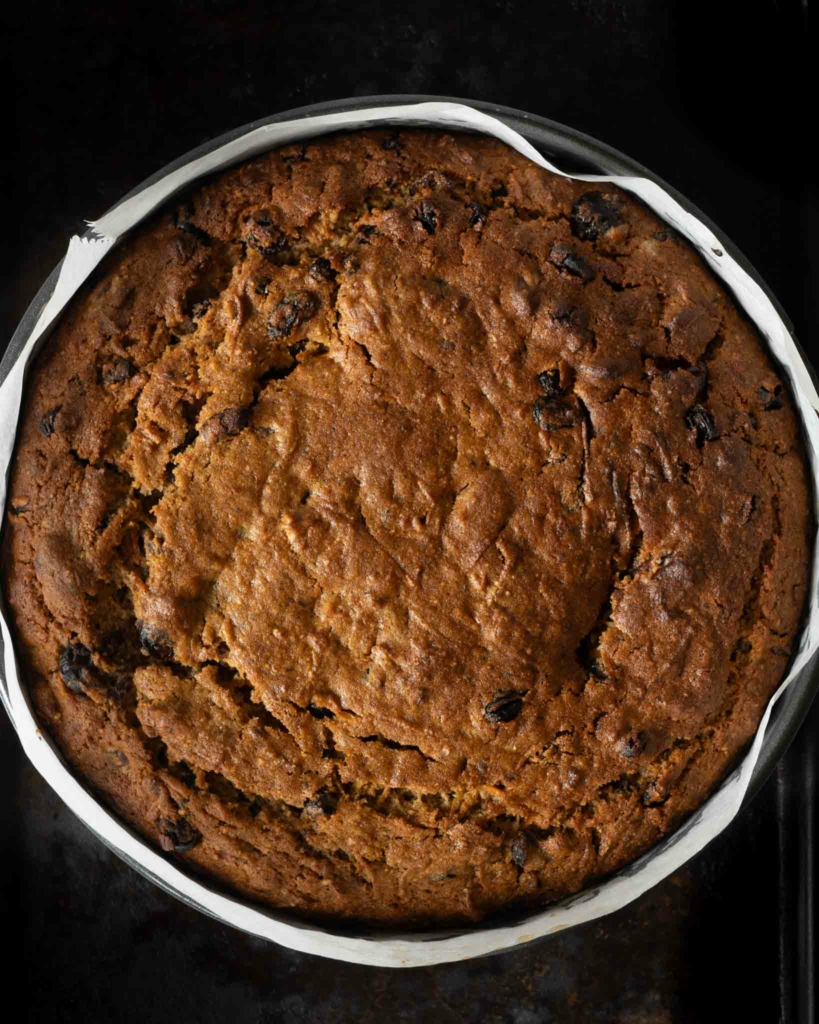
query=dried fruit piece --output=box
[758,385,784,411]
[468,200,486,227]
[412,170,451,194]
[550,245,596,282]
[510,834,529,867]
[105,749,130,769]
[102,358,136,385]
[245,210,287,258]
[59,642,92,693]
[308,258,335,281]
[157,817,202,852]
[219,408,248,435]
[415,201,438,235]
[248,234,285,258]
[533,396,579,431]
[571,191,623,242]
[267,291,319,339]
[137,622,174,661]
[201,407,249,443]
[685,404,719,445]
[485,692,525,724]
[537,369,563,398]
[39,407,60,437]
[175,219,211,246]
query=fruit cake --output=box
[2,129,810,925]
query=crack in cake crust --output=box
[2,128,811,926]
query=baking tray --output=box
[778,697,817,1022]
[1,96,816,984]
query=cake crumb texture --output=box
[3,130,811,926]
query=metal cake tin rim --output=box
[1,93,816,957]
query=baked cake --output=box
[2,129,810,925]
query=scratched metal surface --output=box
[1,1,815,1020]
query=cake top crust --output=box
[3,129,810,925]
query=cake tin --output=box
[1,95,817,966]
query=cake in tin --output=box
[2,129,810,925]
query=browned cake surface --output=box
[2,129,811,926]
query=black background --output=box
[1,2,816,1021]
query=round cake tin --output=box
[1,95,817,965]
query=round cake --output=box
[2,129,811,926]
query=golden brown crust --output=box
[2,129,811,926]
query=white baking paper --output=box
[1,102,817,968]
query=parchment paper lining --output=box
[1,102,817,968]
